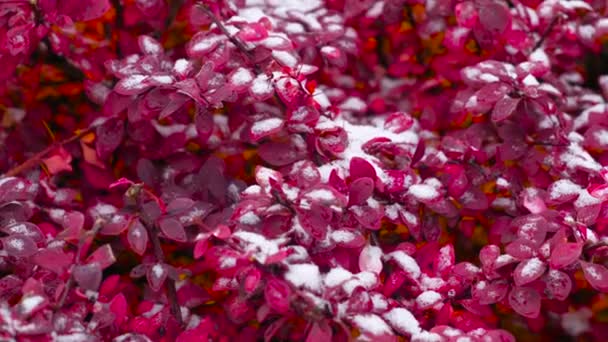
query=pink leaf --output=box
[109,293,128,326]
[86,244,116,270]
[147,263,168,292]
[550,242,582,269]
[33,248,74,274]
[3,235,37,258]
[264,279,291,314]
[491,96,520,122]
[348,177,374,206]
[359,244,383,274]
[127,219,148,256]
[306,321,333,342]
[581,262,608,292]
[544,270,572,301]
[508,286,541,318]
[513,257,546,286]
[73,263,102,291]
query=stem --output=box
[144,221,183,327]
[3,126,94,178]
[197,4,253,59]
[55,219,104,311]
[532,15,560,52]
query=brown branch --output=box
[3,126,94,178]
[144,221,183,327]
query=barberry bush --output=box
[1,0,608,340]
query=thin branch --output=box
[144,221,183,327]
[532,15,561,52]
[197,4,253,59]
[55,219,104,311]
[3,126,94,178]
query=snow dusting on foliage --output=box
[1,0,608,340]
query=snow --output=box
[412,331,443,342]
[330,230,355,243]
[285,263,322,292]
[190,35,223,54]
[416,291,442,308]
[239,212,261,225]
[549,179,581,200]
[389,251,421,279]
[9,238,24,251]
[20,295,44,315]
[251,118,283,135]
[562,308,592,336]
[305,189,335,202]
[324,267,353,287]
[232,231,285,263]
[272,50,298,67]
[339,97,367,112]
[366,2,384,17]
[250,74,272,95]
[574,189,601,208]
[150,75,173,84]
[522,74,540,86]
[408,184,439,201]
[342,272,377,294]
[230,67,254,86]
[141,37,161,54]
[521,257,543,277]
[561,142,602,172]
[151,264,165,278]
[174,59,189,73]
[352,314,392,335]
[316,118,418,182]
[121,74,147,89]
[383,307,422,336]
[530,49,550,66]
[219,257,236,268]
[594,130,608,146]
[479,73,499,83]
